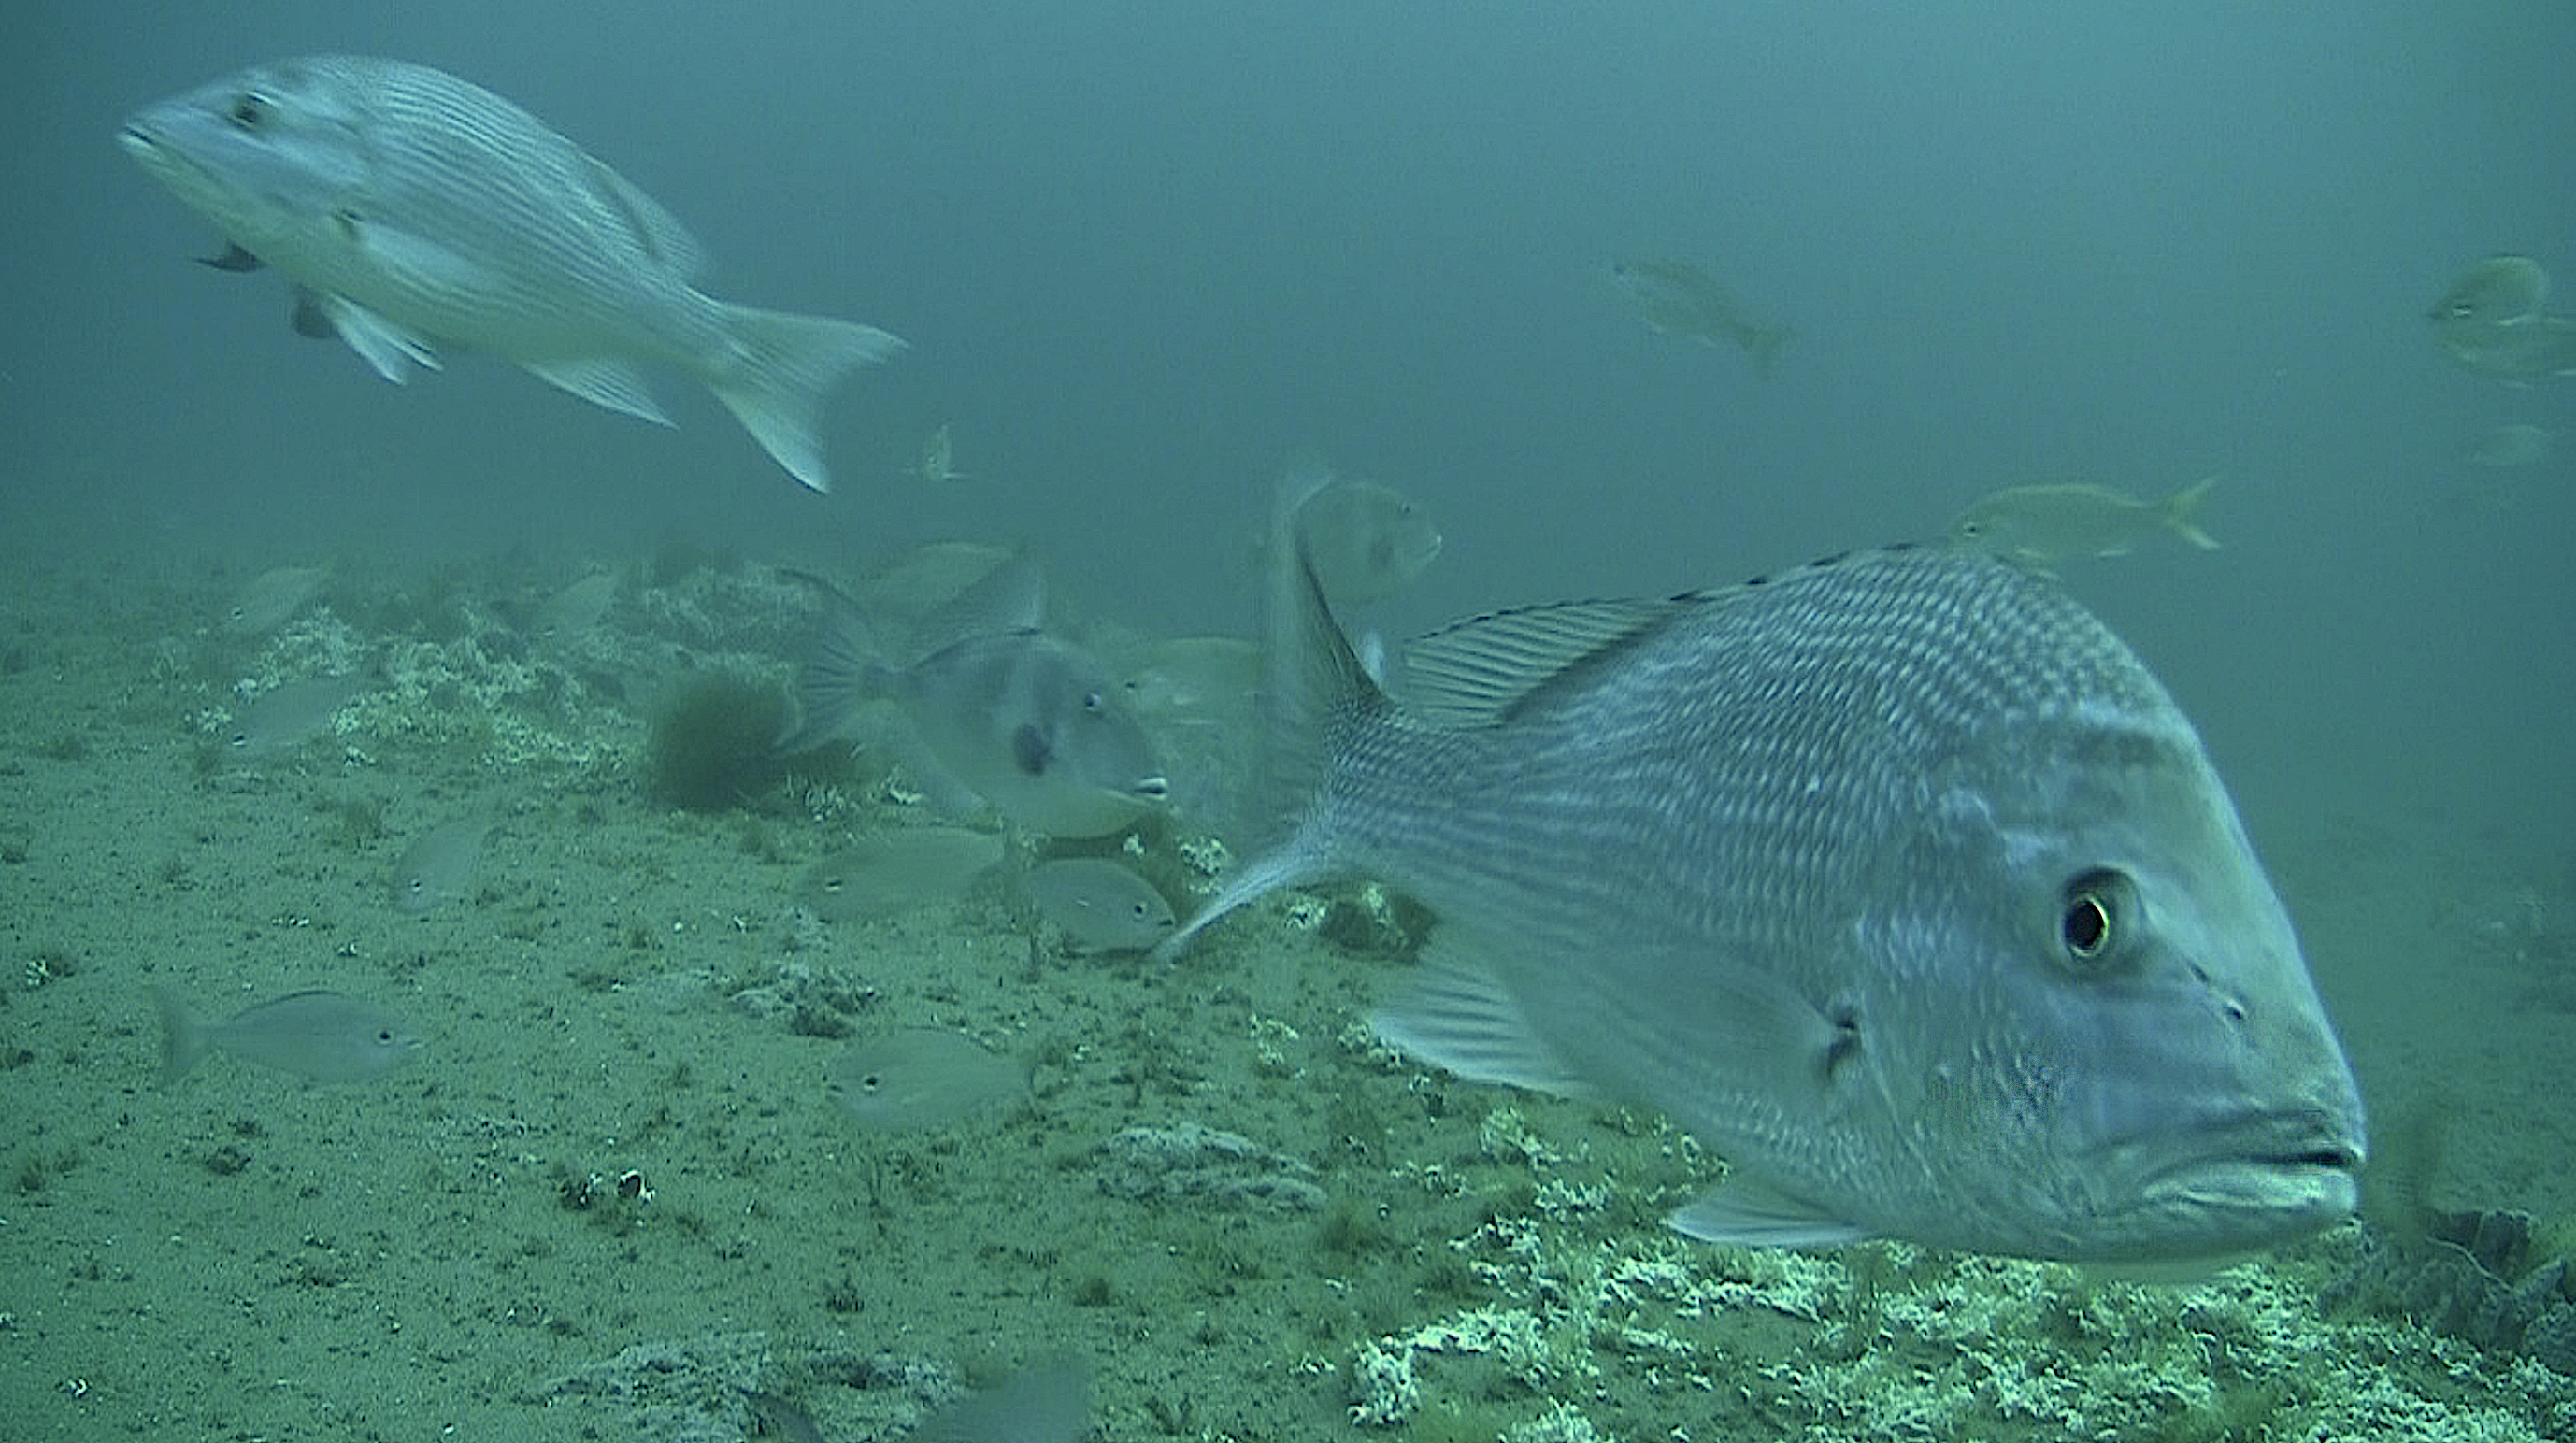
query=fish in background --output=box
[1611,257,1791,376]
[909,1354,1091,1443]
[827,1028,1030,1131]
[2427,254,2576,383]
[529,570,619,642]
[903,421,970,483]
[781,555,1167,837]
[1154,471,2364,1264]
[2465,422,2554,469]
[794,826,1006,922]
[1947,474,2221,568]
[223,673,371,757]
[1287,475,1445,608]
[390,815,491,913]
[222,564,331,636]
[156,987,420,1083]
[120,55,904,492]
[1021,857,1177,954]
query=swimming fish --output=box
[2466,422,2554,468]
[1947,475,2221,567]
[910,1354,1091,1443]
[224,674,369,756]
[1154,473,2365,1264]
[529,571,618,641]
[904,421,969,483]
[2426,256,2576,382]
[1022,857,1177,954]
[120,56,904,491]
[1611,258,1790,375]
[222,564,331,636]
[794,827,1007,921]
[827,1028,1030,1131]
[783,560,1167,837]
[390,815,490,913]
[1293,476,1444,607]
[2428,255,2548,328]
[156,986,421,1083]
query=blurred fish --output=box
[737,1390,827,1443]
[156,986,420,1083]
[904,421,969,483]
[784,561,1167,837]
[1948,475,2221,567]
[855,540,1023,625]
[530,570,618,640]
[827,1028,1029,1131]
[1120,635,1259,731]
[390,815,490,913]
[2435,315,2576,383]
[222,564,330,636]
[911,1354,1091,1443]
[120,56,904,492]
[2467,422,2554,468]
[2428,255,2548,327]
[1293,476,1444,607]
[1611,258,1790,375]
[225,674,368,756]
[1156,473,2364,1263]
[1022,857,1176,954]
[794,826,1006,921]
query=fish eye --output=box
[1081,691,1106,713]
[228,93,272,129]
[2058,868,2133,964]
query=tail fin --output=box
[775,571,889,755]
[2162,473,2224,550]
[1151,467,1381,964]
[154,986,210,1084]
[708,306,906,492]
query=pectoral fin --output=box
[198,242,264,272]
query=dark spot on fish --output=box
[227,92,272,130]
[1012,722,1053,777]
[197,242,264,272]
[1823,1001,1862,1082]
[291,291,333,338]
[1807,551,1848,569]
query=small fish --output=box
[530,571,618,640]
[390,815,490,913]
[911,1354,1091,1443]
[1947,474,2221,567]
[1022,858,1176,953]
[121,56,904,491]
[904,422,969,483]
[1154,470,2363,1264]
[738,1389,828,1443]
[785,561,1167,837]
[2434,314,2576,383]
[225,674,368,756]
[2428,255,2549,327]
[1611,258,1791,375]
[222,564,330,636]
[2467,422,2554,468]
[794,827,1006,921]
[155,986,421,1083]
[827,1028,1030,1131]
[1293,476,1444,607]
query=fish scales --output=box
[1166,479,2365,1263]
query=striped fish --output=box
[121,56,902,491]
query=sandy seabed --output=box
[0,546,2570,1443]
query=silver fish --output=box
[1294,475,1444,607]
[905,421,969,483]
[2466,422,2554,468]
[155,986,420,1083]
[1948,475,2221,567]
[390,815,490,913]
[222,564,330,636]
[1611,258,1791,375]
[827,1028,1029,1131]
[1156,476,2365,1264]
[530,570,618,640]
[2429,254,2548,327]
[225,674,367,756]
[1022,857,1176,954]
[911,1354,1091,1443]
[120,56,904,492]
[795,827,1006,921]
[2435,314,2576,383]
[785,561,1167,837]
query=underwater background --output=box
[5,2,2574,1439]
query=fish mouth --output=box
[2126,1109,2365,1218]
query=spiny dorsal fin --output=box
[1402,596,1689,727]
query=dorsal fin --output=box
[580,152,705,277]
[1402,596,1689,727]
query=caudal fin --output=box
[153,986,211,1085]
[2162,472,2224,550]
[708,306,906,492]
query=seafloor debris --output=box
[526,1330,957,1442]
[1096,1122,1325,1211]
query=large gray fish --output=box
[1156,477,2366,1264]
[156,986,420,1084]
[120,56,903,491]
[783,559,1167,837]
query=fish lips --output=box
[2111,1108,2365,1243]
